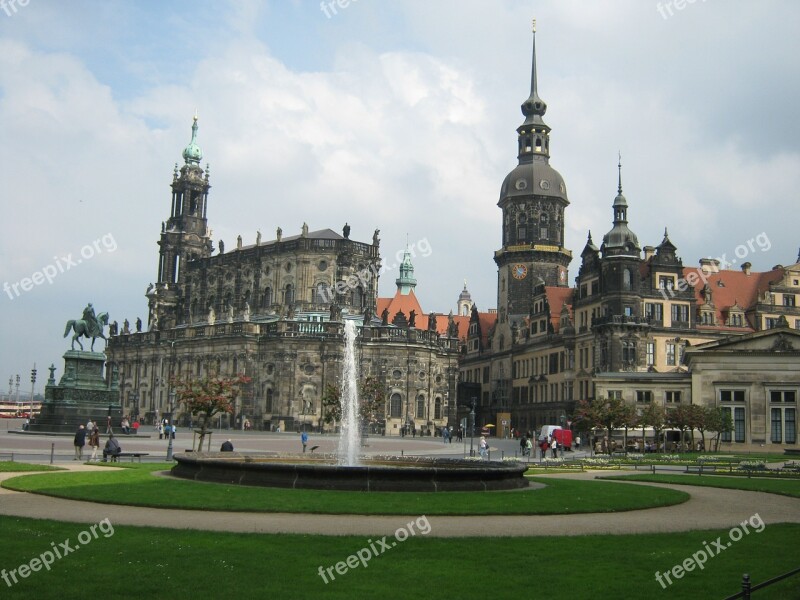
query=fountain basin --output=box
[171,453,529,492]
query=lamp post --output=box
[559,411,566,457]
[166,390,175,460]
[469,397,476,457]
[29,364,36,420]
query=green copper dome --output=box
[182,115,203,166]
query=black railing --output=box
[722,568,800,599]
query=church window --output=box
[416,395,425,418]
[389,393,402,418]
[352,286,364,309]
[518,227,526,241]
[314,283,329,305]
[623,269,632,291]
[262,287,272,308]
[284,284,294,305]
[434,397,442,419]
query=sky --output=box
[1,0,799,398]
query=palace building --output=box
[459,27,800,448]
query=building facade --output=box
[106,119,460,434]
[459,28,800,449]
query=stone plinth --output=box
[28,351,121,433]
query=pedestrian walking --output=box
[301,430,308,452]
[88,427,100,461]
[73,425,87,461]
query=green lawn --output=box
[1,464,688,515]
[0,461,62,472]
[0,516,797,599]
[603,473,800,498]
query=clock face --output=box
[512,264,528,280]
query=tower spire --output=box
[617,151,623,195]
[530,19,538,97]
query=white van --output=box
[539,425,562,441]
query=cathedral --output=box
[106,117,465,434]
[459,26,800,449]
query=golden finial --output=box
[532,19,536,33]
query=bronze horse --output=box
[64,312,109,351]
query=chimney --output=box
[643,246,655,260]
[699,258,721,275]
[741,262,751,275]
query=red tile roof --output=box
[684,266,783,328]
[545,286,574,333]
[376,290,473,339]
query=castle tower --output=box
[494,21,572,329]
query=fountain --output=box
[337,320,360,466]
[171,320,528,491]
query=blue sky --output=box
[1,0,799,394]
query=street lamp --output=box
[469,398,476,457]
[166,390,175,460]
[29,364,36,421]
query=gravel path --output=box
[1,465,799,538]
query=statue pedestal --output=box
[29,351,121,433]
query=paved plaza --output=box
[1,421,799,539]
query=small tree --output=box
[640,403,667,452]
[575,396,631,454]
[666,404,693,452]
[706,407,734,451]
[321,376,387,431]
[172,373,251,451]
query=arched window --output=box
[623,268,632,291]
[262,287,272,308]
[314,283,329,305]
[389,393,402,418]
[416,394,425,419]
[434,397,442,420]
[265,388,273,413]
[284,284,294,305]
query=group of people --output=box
[120,417,140,435]
[73,421,122,462]
[157,419,176,440]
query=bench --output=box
[781,461,800,473]
[110,452,150,463]
[686,465,717,474]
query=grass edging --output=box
[1,464,689,516]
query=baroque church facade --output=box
[459,28,800,449]
[106,117,462,434]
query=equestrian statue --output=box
[63,303,110,351]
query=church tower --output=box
[149,116,213,330]
[494,22,572,330]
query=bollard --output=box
[50,443,55,464]
[741,573,751,600]
[11,452,14,462]
[401,449,404,457]
[501,451,504,460]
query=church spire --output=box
[395,247,417,295]
[182,114,203,166]
[517,19,550,162]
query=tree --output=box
[705,407,734,451]
[689,405,712,452]
[666,404,693,452]
[639,403,667,452]
[575,396,631,454]
[321,376,387,430]
[172,373,251,451]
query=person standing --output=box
[550,436,558,458]
[479,436,488,459]
[73,425,87,461]
[301,430,308,453]
[88,427,100,461]
[575,435,582,451]
[525,437,533,458]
